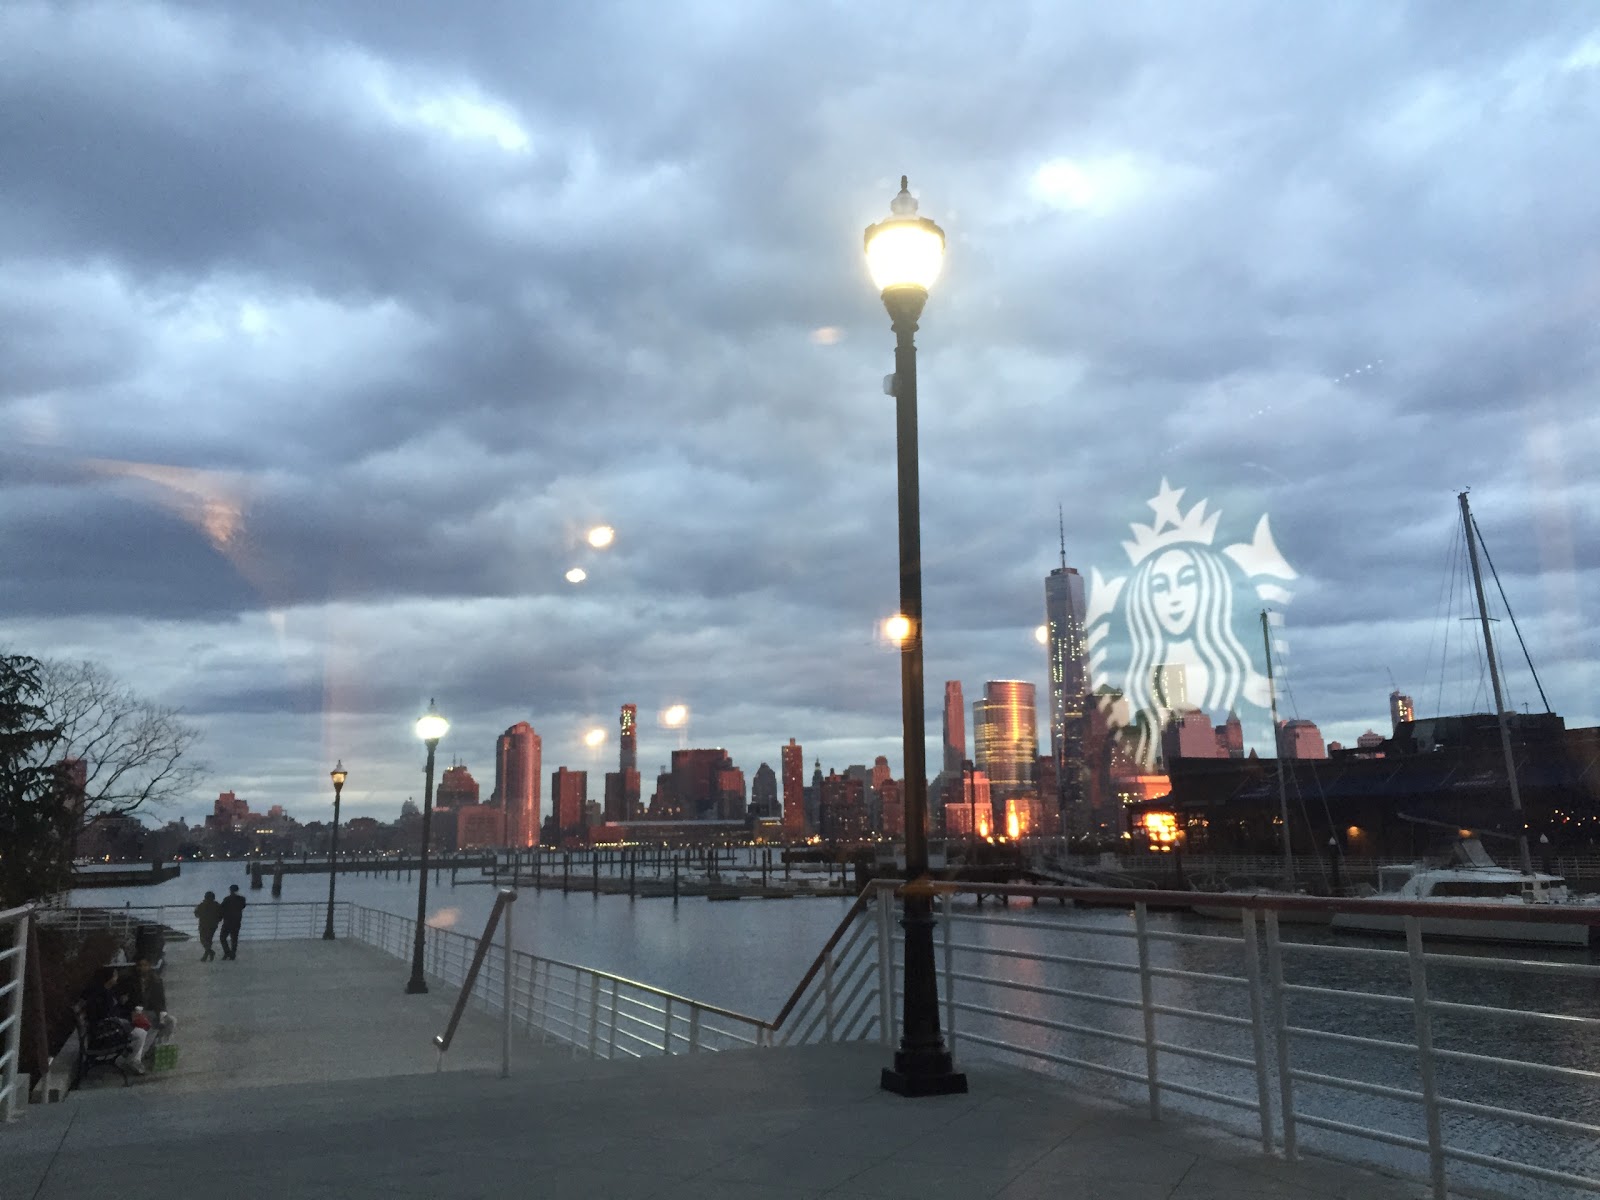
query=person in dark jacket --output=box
[218,884,247,960]
[194,891,222,961]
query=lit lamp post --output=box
[865,176,967,1097]
[322,759,347,940]
[406,700,449,994]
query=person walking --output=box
[194,891,223,962]
[219,883,247,960]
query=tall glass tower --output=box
[973,680,1038,808]
[1045,521,1089,820]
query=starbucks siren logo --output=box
[1086,480,1297,768]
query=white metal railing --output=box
[0,905,32,1121]
[34,900,340,946]
[341,904,770,1061]
[790,880,1600,1200]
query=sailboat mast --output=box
[1458,490,1535,877]
[1260,610,1295,889]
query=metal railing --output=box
[778,880,1600,1200]
[34,900,341,945]
[343,904,771,1061]
[0,906,32,1121]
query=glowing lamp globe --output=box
[415,701,449,744]
[864,176,945,296]
[330,760,347,788]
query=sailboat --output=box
[1329,492,1595,947]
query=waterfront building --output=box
[437,764,480,809]
[781,738,805,838]
[670,748,738,820]
[715,765,747,819]
[1164,709,1225,760]
[456,805,505,850]
[603,769,641,823]
[806,760,823,834]
[1276,719,1327,760]
[820,771,867,842]
[880,777,903,839]
[943,681,966,775]
[495,722,542,848]
[551,767,588,840]
[973,681,1038,807]
[1045,549,1090,818]
[1356,730,1385,751]
[1390,690,1415,731]
[944,766,993,838]
[750,762,778,819]
[1215,711,1244,758]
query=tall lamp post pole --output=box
[322,760,347,939]
[866,176,967,1097]
[406,700,449,994]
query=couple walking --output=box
[193,885,246,960]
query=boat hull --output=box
[1190,901,1332,925]
[1330,910,1592,947]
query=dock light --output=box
[865,177,965,1098]
[323,760,347,940]
[406,701,447,994]
[883,614,912,645]
[584,727,607,748]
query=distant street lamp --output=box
[406,700,449,994]
[322,759,347,940]
[864,176,967,1097]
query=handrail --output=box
[433,889,515,1059]
[867,877,1600,926]
[768,889,873,1030]
[0,905,32,1121]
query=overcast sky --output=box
[4,1,1598,825]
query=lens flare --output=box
[1034,624,1048,645]
[565,567,587,584]
[883,614,912,645]
[587,525,615,549]
[661,704,688,728]
[584,727,607,748]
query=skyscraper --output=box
[973,681,1038,808]
[750,762,778,818]
[551,767,588,838]
[1045,531,1089,817]
[1390,690,1415,731]
[781,739,805,838]
[619,703,638,773]
[942,681,966,775]
[494,722,541,848]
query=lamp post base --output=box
[881,1059,969,1098]
[405,976,428,995]
[321,928,336,941]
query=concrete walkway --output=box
[5,939,1449,1199]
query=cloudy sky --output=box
[4,1,1598,825]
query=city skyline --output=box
[4,5,1598,823]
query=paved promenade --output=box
[5,939,1449,1199]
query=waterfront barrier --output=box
[35,886,1600,1199]
[0,905,32,1122]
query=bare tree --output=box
[37,659,205,824]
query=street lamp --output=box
[865,176,967,1097]
[406,699,449,994]
[322,759,347,940]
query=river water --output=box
[68,858,1600,1199]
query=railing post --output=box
[273,904,281,940]
[1263,911,1297,1162]
[1239,908,1274,1155]
[823,948,836,1043]
[875,886,894,1047]
[587,972,601,1058]
[941,889,956,1057]
[1405,917,1448,1200]
[501,895,513,1079]
[607,980,620,1060]
[689,1007,702,1054]
[1134,901,1162,1120]
[662,997,674,1055]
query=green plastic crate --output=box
[152,1044,180,1072]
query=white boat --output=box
[1330,848,1596,947]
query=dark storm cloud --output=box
[3,0,1599,816]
